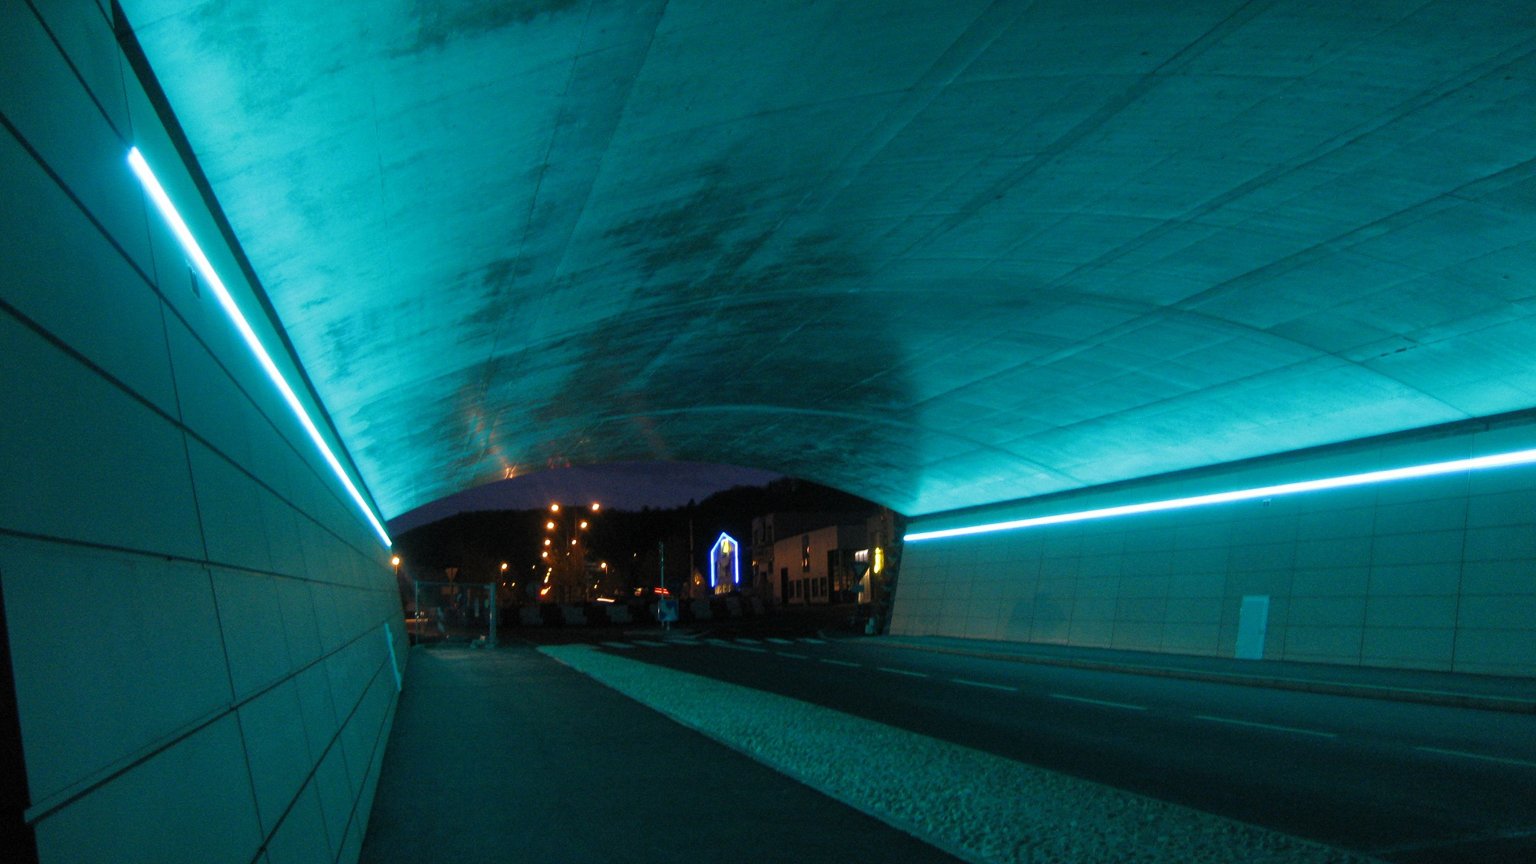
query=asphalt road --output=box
[557,630,1536,864]
[360,644,966,864]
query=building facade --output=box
[770,523,868,605]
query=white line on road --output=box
[764,637,794,645]
[599,641,634,650]
[951,678,1017,692]
[1050,693,1147,711]
[1194,715,1335,738]
[1416,746,1536,769]
[878,667,929,678]
[716,642,768,653]
[799,638,827,645]
[632,640,667,647]
[736,638,763,645]
[777,652,810,660]
[820,658,861,668]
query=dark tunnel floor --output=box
[357,642,965,864]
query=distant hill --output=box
[393,477,883,591]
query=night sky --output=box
[385,461,784,534]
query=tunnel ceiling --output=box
[121,0,1536,520]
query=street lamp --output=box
[543,501,601,602]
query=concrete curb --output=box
[876,640,1536,715]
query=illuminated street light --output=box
[541,502,602,602]
[390,555,401,567]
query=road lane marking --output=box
[820,658,861,668]
[764,638,794,645]
[1416,746,1536,769]
[716,642,768,653]
[1051,694,1147,711]
[632,640,667,647]
[878,667,929,678]
[799,638,827,645]
[599,641,634,650]
[736,638,763,644]
[1194,715,1335,738]
[777,652,810,660]
[951,678,1017,692]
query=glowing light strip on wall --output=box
[127,147,392,548]
[905,447,1536,543]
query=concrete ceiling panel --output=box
[119,0,1536,519]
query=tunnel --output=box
[3,1,1536,861]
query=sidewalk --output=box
[875,635,1536,714]
[357,642,962,864]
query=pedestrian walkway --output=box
[876,635,1536,714]
[357,642,961,864]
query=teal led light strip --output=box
[905,447,1536,543]
[128,147,392,548]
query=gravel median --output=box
[540,644,1381,864]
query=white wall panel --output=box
[312,745,355,858]
[27,1,128,134]
[291,663,341,768]
[261,491,309,579]
[0,133,176,415]
[264,782,333,864]
[238,679,313,835]
[897,421,1536,674]
[0,2,151,276]
[163,313,257,468]
[0,312,204,560]
[30,715,261,864]
[0,539,230,803]
[1454,628,1536,676]
[211,568,291,699]
[189,442,274,573]
[274,576,323,668]
[1,9,400,862]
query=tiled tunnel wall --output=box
[1,2,405,862]
[894,419,1536,677]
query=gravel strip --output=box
[540,644,1382,864]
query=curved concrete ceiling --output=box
[121,0,1536,519]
